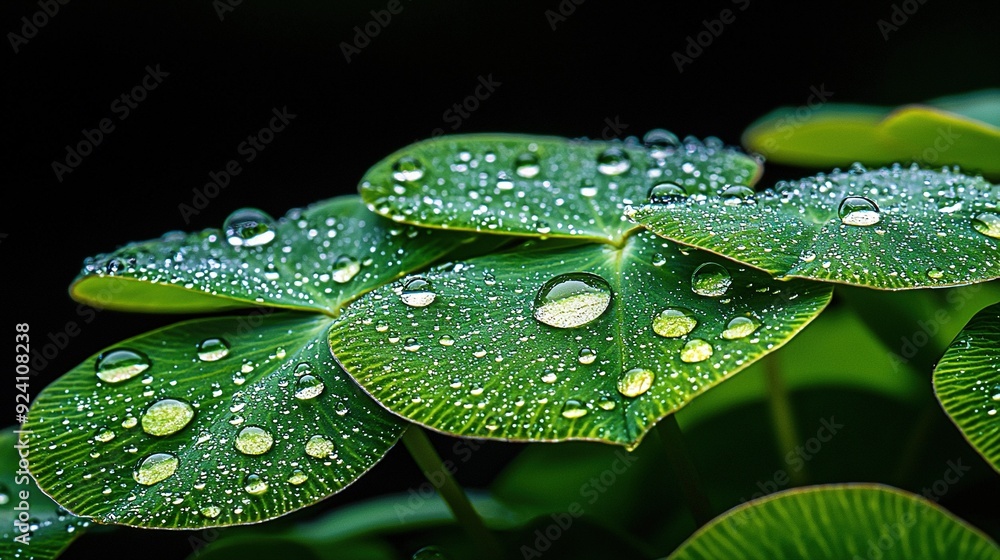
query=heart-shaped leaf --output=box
[743,89,1000,178]
[665,484,1000,560]
[631,165,1000,290]
[24,313,403,529]
[72,196,474,314]
[329,231,831,448]
[934,302,1000,473]
[0,427,90,560]
[359,133,762,245]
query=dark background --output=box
[5,1,1000,558]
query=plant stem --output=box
[401,426,503,560]
[655,414,714,527]
[764,352,806,486]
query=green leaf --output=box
[0,427,89,560]
[665,484,1000,560]
[632,165,1000,290]
[934,302,1000,472]
[71,195,474,314]
[743,89,1000,178]
[329,231,831,448]
[359,133,762,245]
[23,313,403,528]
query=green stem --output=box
[764,353,806,486]
[655,414,714,527]
[401,426,503,560]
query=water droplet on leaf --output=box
[141,398,195,436]
[533,272,612,329]
[196,338,230,362]
[224,208,276,247]
[691,262,732,297]
[234,426,274,455]
[617,368,654,398]
[134,453,179,486]
[652,307,698,338]
[401,277,436,307]
[838,196,881,226]
[95,348,151,384]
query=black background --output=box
[6,1,1000,558]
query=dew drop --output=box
[224,208,276,247]
[652,308,698,338]
[721,185,755,205]
[305,435,335,458]
[721,317,760,340]
[331,255,362,283]
[680,339,714,363]
[234,426,274,455]
[94,427,116,443]
[617,368,654,398]
[927,268,945,280]
[392,156,425,182]
[597,147,631,175]
[133,453,179,486]
[400,277,436,307]
[648,182,686,203]
[438,335,455,347]
[200,506,221,519]
[532,272,613,329]
[515,152,541,178]
[196,338,230,362]
[561,400,588,419]
[95,348,150,383]
[578,347,597,365]
[644,128,680,158]
[971,212,1000,238]
[691,262,732,297]
[294,375,325,400]
[287,469,309,485]
[580,179,598,198]
[597,397,617,411]
[243,473,269,496]
[141,398,195,436]
[294,362,313,377]
[837,196,881,227]
[403,338,422,352]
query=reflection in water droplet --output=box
[652,308,698,338]
[94,427,116,443]
[243,473,269,495]
[721,185,755,206]
[691,262,732,297]
[401,277,436,307]
[927,268,944,280]
[597,397,617,411]
[196,338,230,362]
[305,435,335,458]
[95,348,151,383]
[578,347,597,365]
[200,506,221,519]
[224,208,276,247]
[287,469,309,485]
[648,182,687,204]
[134,453,179,486]
[617,368,654,398]
[332,255,361,283]
[439,335,455,346]
[722,317,760,340]
[971,212,1000,239]
[837,196,881,226]
[532,272,613,329]
[234,426,274,455]
[597,147,631,175]
[294,375,325,400]
[644,128,680,159]
[561,400,588,419]
[680,339,714,363]
[392,156,425,182]
[141,399,195,436]
[515,152,541,178]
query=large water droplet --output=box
[133,453,179,486]
[597,147,631,175]
[837,196,881,226]
[533,272,613,329]
[617,368,654,398]
[400,277,436,307]
[294,375,325,400]
[578,347,597,365]
[721,185,755,206]
[926,268,945,280]
[515,152,541,178]
[94,427,116,443]
[560,400,588,419]
[95,348,151,383]
[234,426,274,455]
[652,308,698,338]
[141,399,195,436]
[392,156,425,182]
[971,212,1000,238]
[243,473,269,496]
[331,255,362,284]
[200,506,221,519]
[287,469,309,485]
[224,208,276,247]
[648,182,686,203]
[691,262,732,297]
[644,128,680,159]
[196,338,230,362]
[680,339,714,363]
[305,435,335,458]
[721,317,760,340]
